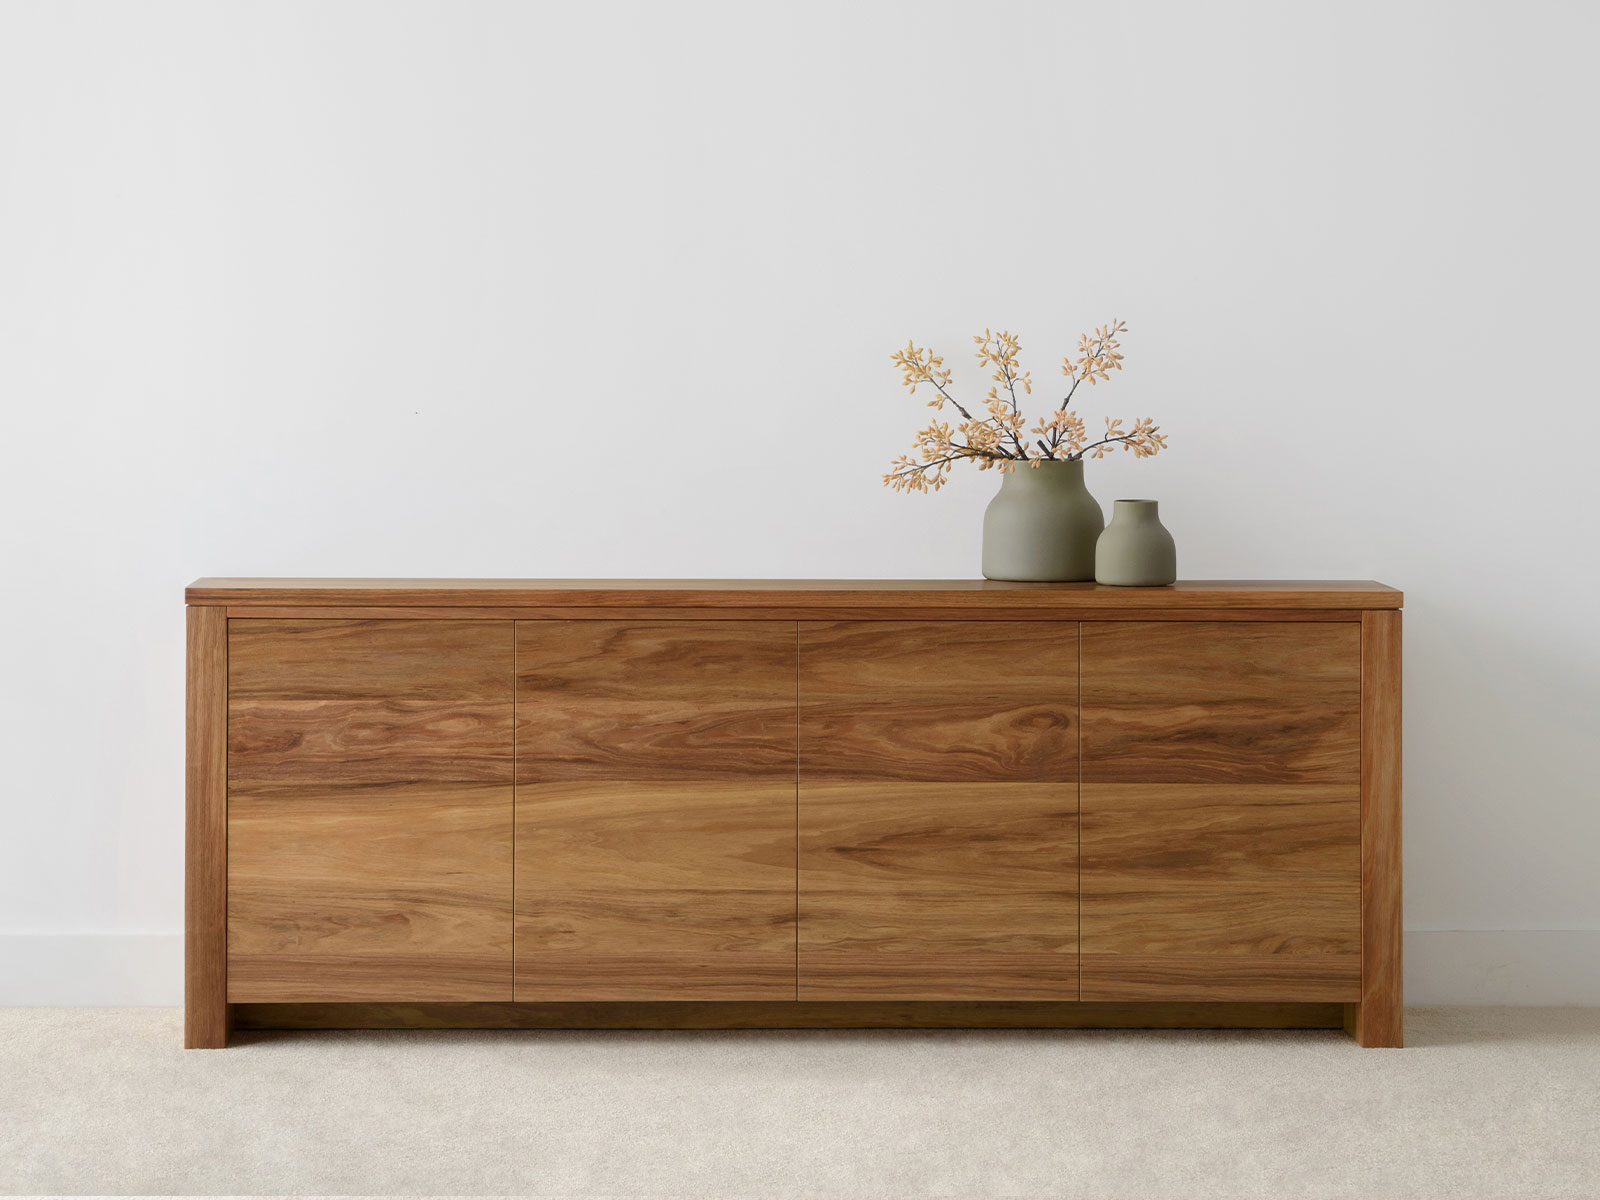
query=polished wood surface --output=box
[226,605,1369,623]
[189,577,1403,610]
[1077,955,1358,1001]
[229,619,512,785]
[799,621,1078,781]
[226,620,515,1002]
[1080,623,1362,1002]
[516,622,795,781]
[1081,622,1362,784]
[799,624,1077,999]
[229,700,512,784]
[230,618,510,699]
[1079,785,1359,957]
[185,606,230,1048]
[799,783,1076,999]
[1347,609,1404,1046]
[188,580,1402,1045]
[235,1000,1345,1030]
[228,783,514,1001]
[515,623,797,1000]
[514,783,796,1000]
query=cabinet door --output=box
[227,620,514,1002]
[798,622,1078,1000]
[514,621,797,1000]
[1079,622,1361,1001]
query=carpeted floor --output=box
[1,1007,1597,1198]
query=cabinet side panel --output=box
[185,607,229,1047]
[1347,609,1403,1046]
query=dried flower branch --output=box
[883,321,1166,492]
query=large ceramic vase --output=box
[981,458,1104,581]
[1094,498,1177,586]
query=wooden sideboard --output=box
[185,579,1402,1047]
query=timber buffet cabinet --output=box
[185,579,1403,1047]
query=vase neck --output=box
[1111,498,1160,522]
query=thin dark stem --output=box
[928,377,977,423]
[1057,373,1086,413]
[1049,325,1125,452]
[1071,433,1141,459]
[1048,345,1095,452]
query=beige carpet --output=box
[1,1007,1597,1198]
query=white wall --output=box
[2,0,1596,1005]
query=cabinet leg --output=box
[186,606,230,1048]
[1343,999,1401,1048]
[1349,610,1403,1048]
[186,1002,233,1049]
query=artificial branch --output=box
[883,321,1164,492]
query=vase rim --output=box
[1005,457,1083,471]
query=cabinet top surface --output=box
[187,578,1402,610]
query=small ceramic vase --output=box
[1095,499,1177,586]
[982,459,1105,582]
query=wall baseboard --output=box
[0,934,182,1006]
[1404,930,1600,1005]
[1,931,1596,1006]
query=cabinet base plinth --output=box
[232,1000,1347,1035]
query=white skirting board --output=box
[0,931,1596,1006]
[0,935,182,1006]
[1403,930,1600,1005]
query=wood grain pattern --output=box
[798,624,1078,1000]
[185,606,230,1048]
[800,953,1077,1001]
[229,700,513,784]
[1081,622,1362,784]
[228,956,513,1003]
[1080,624,1363,1002]
[1079,954,1359,1001]
[515,624,798,1000]
[798,782,1078,996]
[515,782,796,1001]
[188,577,1404,611]
[1080,786,1360,1000]
[226,620,515,1002]
[188,583,1400,1042]
[800,622,1077,781]
[226,605,1369,622]
[229,619,510,699]
[1347,609,1404,1047]
[516,622,795,781]
[513,955,796,1001]
[229,619,513,785]
[227,783,513,1001]
[235,1000,1347,1030]
[1080,785,1360,952]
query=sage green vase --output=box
[981,459,1104,581]
[1094,498,1177,586]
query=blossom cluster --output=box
[884,321,1166,493]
